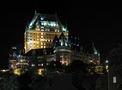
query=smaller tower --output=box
[53,33,72,65]
[91,42,101,65]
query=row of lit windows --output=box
[35,28,50,31]
[27,42,51,47]
[26,32,46,36]
[27,28,60,33]
[26,32,67,38]
[28,45,46,49]
[28,43,46,46]
[40,21,59,27]
[26,30,68,35]
[27,39,52,42]
[26,33,57,37]
[27,36,54,39]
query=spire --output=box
[91,42,101,65]
[92,42,98,55]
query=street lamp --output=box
[105,59,109,90]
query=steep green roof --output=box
[25,13,68,32]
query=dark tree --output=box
[29,76,49,90]
[18,71,32,90]
[0,74,20,90]
[69,60,87,74]
[69,60,92,90]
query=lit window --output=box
[40,39,45,41]
[41,63,43,66]
[41,43,43,45]
[41,26,44,29]
[41,33,43,35]
[41,21,47,26]
[41,36,43,38]
[31,64,35,67]
[41,17,44,20]
[41,46,43,48]
[113,76,117,83]
[48,22,56,27]
[41,29,44,31]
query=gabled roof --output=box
[52,35,60,48]
[59,32,70,47]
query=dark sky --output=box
[1,3,122,68]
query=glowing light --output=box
[12,47,17,49]
[60,40,63,46]
[41,46,43,48]
[60,60,69,65]
[41,17,44,20]
[31,64,35,67]
[106,65,108,69]
[94,50,98,55]
[41,21,57,27]
[38,63,44,67]
[105,60,109,64]
[113,76,117,83]
[41,63,43,66]
[62,26,66,31]
[1,69,9,72]
[14,69,21,76]
[41,26,44,28]
[89,60,93,63]
[38,69,44,75]
[65,43,68,46]
[105,65,109,72]
[41,21,47,26]
[48,22,56,27]
[29,15,38,29]
[2,70,6,72]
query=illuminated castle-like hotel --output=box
[24,12,69,53]
[9,12,103,75]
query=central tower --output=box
[24,12,68,53]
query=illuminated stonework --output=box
[24,13,68,53]
[55,46,72,65]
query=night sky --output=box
[1,3,122,68]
